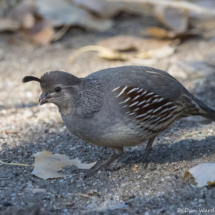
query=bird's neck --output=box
[58,102,73,116]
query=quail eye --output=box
[55,87,61,92]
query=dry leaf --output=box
[154,5,188,33]
[136,46,175,59]
[0,18,20,32]
[21,20,54,45]
[143,27,199,39]
[69,45,128,63]
[98,49,128,60]
[36,0,113,31]
[72,0,123,18]
[144,27,176,39]
[0,150,96,180]
[70,36,178,63]
[98,35,140,51]
[98,35,178,51]
[184,163,215,187]
[31,150,96,179]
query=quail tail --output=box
[182,88,215,121]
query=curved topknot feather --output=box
[23,76,41,83]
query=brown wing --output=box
[113,86,183,133]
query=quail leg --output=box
[84,147,123,178]
[130,137,156,167]
[141,137,156,168]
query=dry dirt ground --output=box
[1,14,215,215]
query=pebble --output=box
[198,199,205,203]
[147,164,156,170]
[3,202,13,207]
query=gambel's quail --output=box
[23,66,215,174]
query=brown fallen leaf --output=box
[184,163,215,187]
[143,26,199,39]
[21,19,54,45]
[69,45,129,63]
[98,36,139,51]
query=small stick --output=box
[0,160,32,167]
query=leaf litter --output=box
[69,36,178,63]
[0,150,96,179]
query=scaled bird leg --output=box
[131,137,156,166]
[84,147,123,178]
[141,137,156,168]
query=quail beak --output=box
[39,93,51,105]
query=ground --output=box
[1,13,215,215]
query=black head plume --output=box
[23,76,41,83]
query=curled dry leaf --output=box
[31,150,96,179]
[184,163,215,187]
[69,45,128,63]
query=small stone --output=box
[198,199,205,203]
[11,193,16,197]
[3,202,13,207]
[147,164,156,170]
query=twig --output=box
[0,160,32,167]
[76,193,93,198]
[52,24,71,42]
[68,45,128,63]
[108,0,215,15]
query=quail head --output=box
[23,66,215,175]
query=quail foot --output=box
[23,66,215,176]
